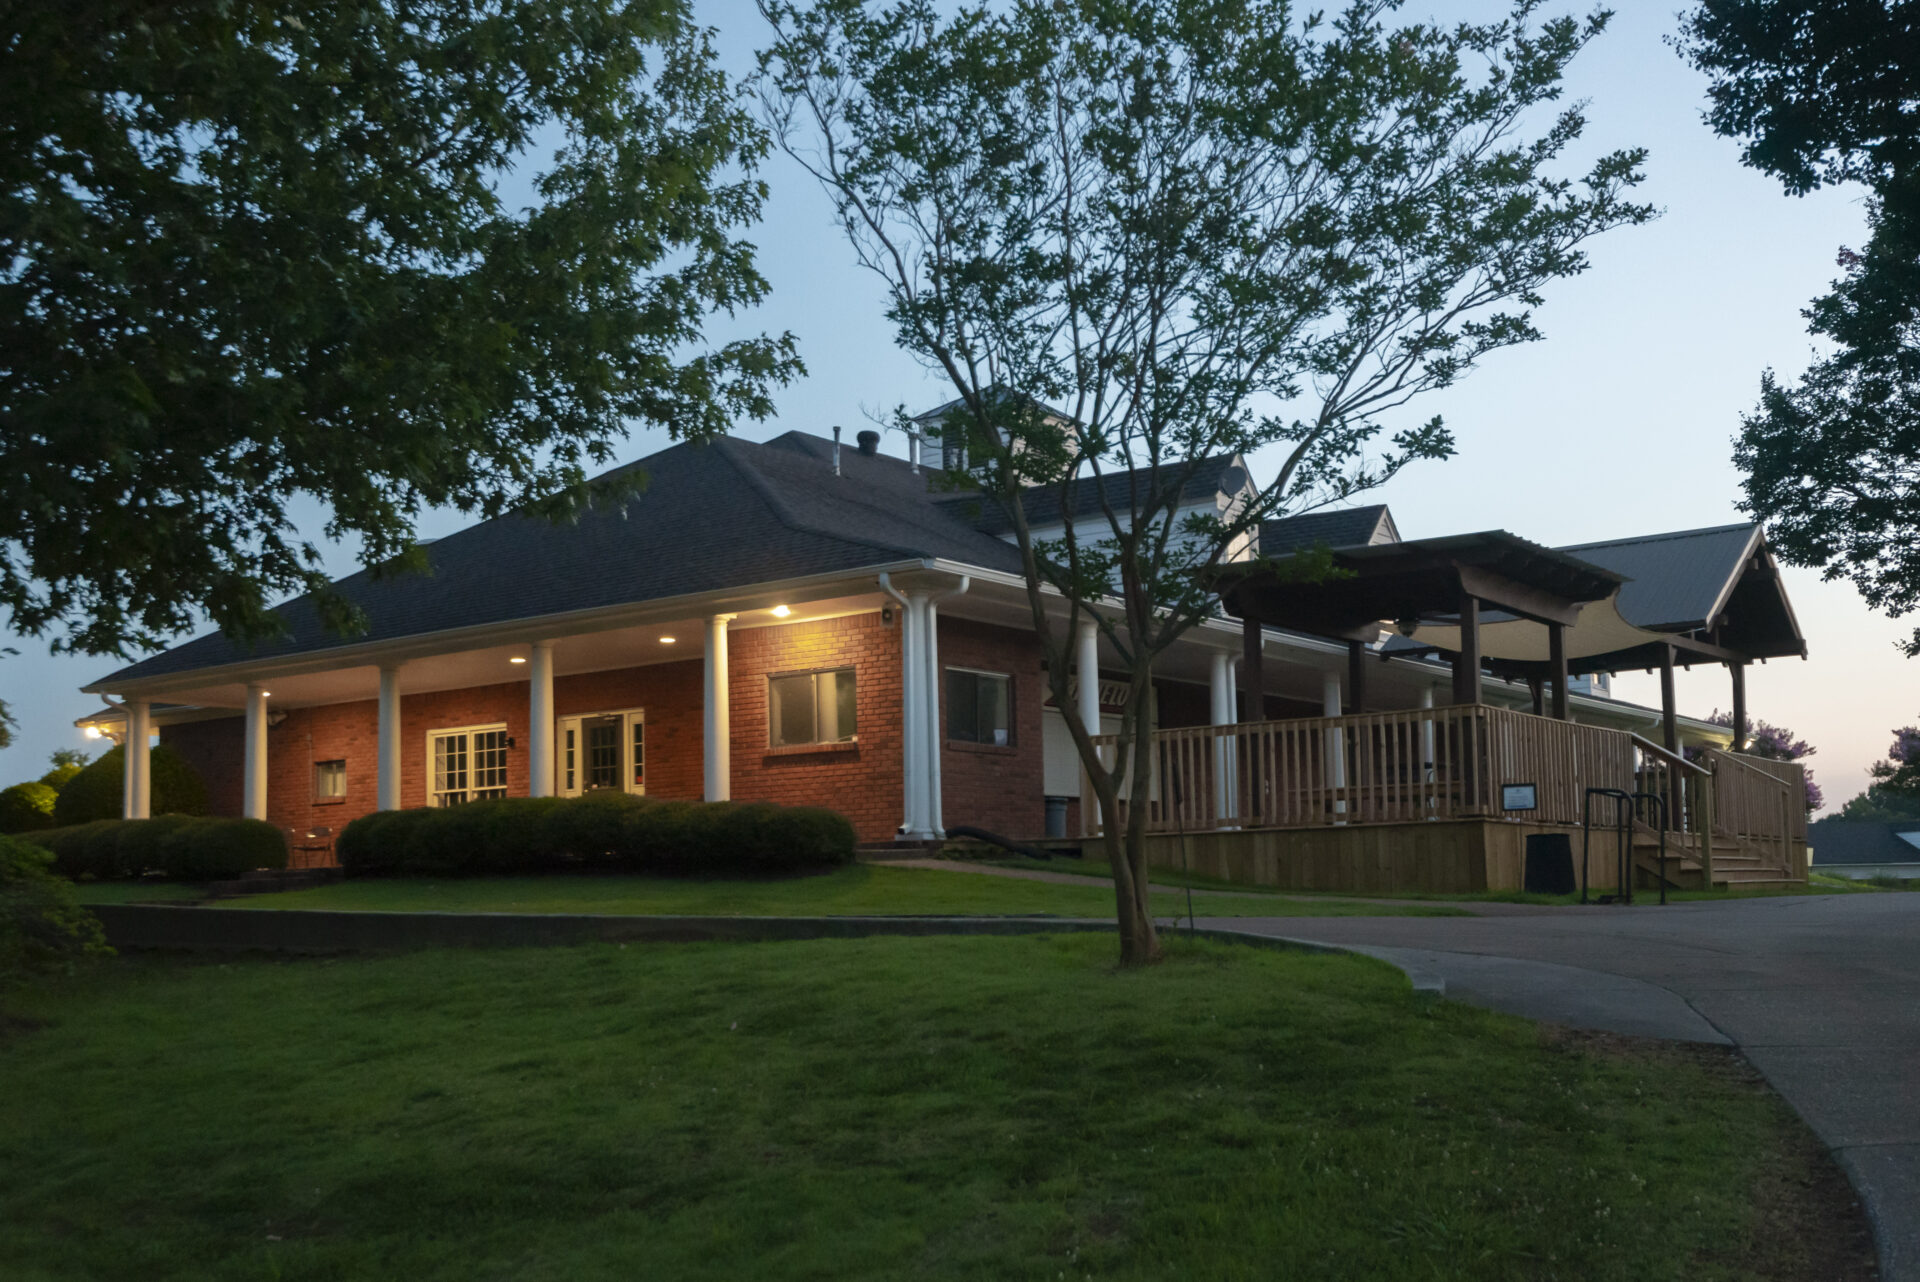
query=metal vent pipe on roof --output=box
[857,429,880,456]
[832,425,841,476]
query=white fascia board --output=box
[88,558,931,699]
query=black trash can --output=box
[1523,832,1576,895]
[1044,796,1069,839]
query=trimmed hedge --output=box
[2,835,111,982]
[0,781,58,834]
[28,817,288,881]
[51,744,210,827]
[335,794,857,878]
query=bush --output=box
[51,744,210,827]
[0,835,111,983]
[0,781,58,834]
[23,817,286,881]
[334,795,857,878]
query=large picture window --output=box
[947,668,1011,745]
[429,724,509,806]
[769,668,857,747]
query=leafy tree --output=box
[1676,2,1920,654]
[1838,724,1920,820]
[41,749,91,792]
[761,0,1651,962]
[0,782,57,834]
[1,0,799,658]
[0,835,111,985]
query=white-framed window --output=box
[947,667,1011,745]
[769,668,857,747]
[313,759,347,799]
[428,723,510,807]
[556,708,645,796]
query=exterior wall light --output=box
[770,604,791,617]
[83,725,103,739]
[509,656,527,665]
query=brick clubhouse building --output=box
[79,419,1805,886]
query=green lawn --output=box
[0,935,1851,1281]
[69,879,208,904]
[218,863,1467,918]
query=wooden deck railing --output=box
[1089,704,1638,833]
[1088,709,1808,878]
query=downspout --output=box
[923,576,970,837]
[876,573,925,838]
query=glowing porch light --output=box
[658,636,677,644]
[770,604,791,617]
[509,656,527,665]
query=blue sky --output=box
[2,1,1907,810]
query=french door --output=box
[557,708,646,796]
[428,724,510,806]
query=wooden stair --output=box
[1630,826,1797,891]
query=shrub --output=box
[52,744,210,827]
[0,835,111,983]
[22,817,285,881]
[334,794,857,878]
[0,781,58,834]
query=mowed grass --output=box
[213,863,1466,918]
[0,935,1835,1281]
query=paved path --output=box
[1205,894,1920,1281]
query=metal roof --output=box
[1259,505,1398,555]
[1809,819,1920,865]
[1558,523,1760,631]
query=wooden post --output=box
[1697,754,1716,891]
[1241,613,1264,822]
[1346,638,1367,715]
[1526,675,1544,717]
[1548,622,1570,721]
[1452,592,1481,706]
[1659,643,1680,831]
[1730,661,1748,753]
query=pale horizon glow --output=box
[0,1,1909,815]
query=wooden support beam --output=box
[1346,638,1367,715]
[1659,643,1679,754]
[1452,593,1481,706]
[1527,675,1544,717]
[1240,613,1264,722]
[1549,622,1570,721]
[1730,661,1748,752]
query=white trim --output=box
[426,721,510,807]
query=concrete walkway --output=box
[1207,894,1920,1282]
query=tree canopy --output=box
[1838,723,1920,820]
[1677,1,1920,654]
[1,0,799,657]
[762,0,1650,961]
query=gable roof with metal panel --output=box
[1259,505,1399,556]
[1808,819,1920,866]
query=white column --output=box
[1323,671,1346,820]
[1209,650,1236,823]
[1076,616,1102,832]
[377,665,402,811]
[703,614,736,802]
[122,700,151,819]
[899,593,933,838]
[922,578,970,838]
[243,684,269,820]
[528,642,555,798]
[1420,684,1437,817]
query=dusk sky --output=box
[2,1,1909,811]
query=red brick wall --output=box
[164,612,914,845]
[935,616,1047,838]
[728,611,904,842]
[161,717,245,817]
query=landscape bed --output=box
[0,935,1870,1281]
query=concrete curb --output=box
[88,905,1445,997]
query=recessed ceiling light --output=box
[509,656,527,664]
[770,604,791,617]
[260,691,271,697]
[659,636,677,644]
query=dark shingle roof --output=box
[1809,819,1920,865]
[1260,505,1398,555]
[1558,523,1760,631]
[952,454,1249,534]
[93,432,1023,686]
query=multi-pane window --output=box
[430,725,509,806]
[769,668,857,747]
[947,669,1012,745]
[313,759,347,799]
[556,709,646,797]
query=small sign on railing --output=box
[1502,783,1538,812]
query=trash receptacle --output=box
[1524,832,1576,895]
[1044,796,1069,839]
